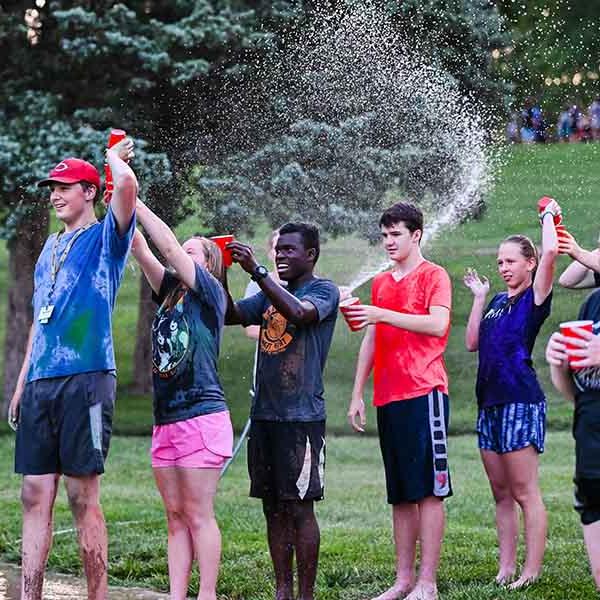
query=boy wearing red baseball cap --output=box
[8,139,137,600]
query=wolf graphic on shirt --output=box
[152,285,190,378]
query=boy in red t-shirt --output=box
[346,202,452,600]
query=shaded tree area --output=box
[194,1,509,238]
[496,1,600,115]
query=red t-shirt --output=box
[372,260,452,406]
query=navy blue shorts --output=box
[247,420,326,502]
[574,478,600,526]
[377,390,452,504]
[15,372,116,476]
[477,401,546,454]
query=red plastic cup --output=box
[537,196,562,226]
[339,297,362,332]
[560,320,594,369]
[104,129,127,201]
[555,224,570,254]
[210,234,235,268]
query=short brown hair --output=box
[379,202,423,234]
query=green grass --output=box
[1,142,600,436]
[0,431,596,599]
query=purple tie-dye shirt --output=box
[476,286,551,409]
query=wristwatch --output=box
[251,264,269,282]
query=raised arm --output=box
[463,268,490,351]
[130,228,165,295]
[533,201,559,305]
[227,241,318,326]
[134,199,196,290]
[106,138,138,236]
[558,236,600,288]
[347,325,375,433]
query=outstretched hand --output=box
[463,268,490,298]
[227,241,258,274]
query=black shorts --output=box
[15,372,116,476]
[247,420,326,502]
[377,389,452,504]
[574,478,600,525]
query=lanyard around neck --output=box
[50,220,98,288]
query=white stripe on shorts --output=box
[428,390,450,497]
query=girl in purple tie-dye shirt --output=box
[463,199,560,590]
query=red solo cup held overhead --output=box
[210,234,235,268]
[537,196,562,226]
[559,320,594,369]
[104,129,127,202]
[108,129,127,148]
[339,296,362,332]
[555,224,571,254]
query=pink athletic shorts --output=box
[151,411,233,469]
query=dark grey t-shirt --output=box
[573,289,600,478]
[237,277,339,422]
[151,265,227,425]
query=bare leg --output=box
[480,450,518,583]
[262,500,294,600]
[154,468,193,600]
[20,474,59,600]
[178,468,222,600]
[502,447,547,589]
[64,475,108,600]
[583,520,600,589]
[290,500,320,600]
[372,503,418,600]
[404,497,444,600]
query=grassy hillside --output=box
[1,142,599,435]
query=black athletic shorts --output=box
[377,389,452,504]
[15,371,116,476]
[247,420,326,502]
[574,477,600,525]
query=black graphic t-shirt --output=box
[237,278,339,422]
[151,265,227,425]
[572,288,600,478]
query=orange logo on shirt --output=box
[260,306,293,354]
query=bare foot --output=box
[404,582,438,600]
[508,573,539,590]
[495,569,516,585]
[371,579,415,600]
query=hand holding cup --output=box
[108,137,135,163]
[341,302,381,330]
[560,323,600,369]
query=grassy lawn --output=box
[0,431,595,599]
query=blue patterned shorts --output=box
[477,401,546,454]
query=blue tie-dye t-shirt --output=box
[27,207,135,382]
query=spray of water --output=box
[195,3,496,290]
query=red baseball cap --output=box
[37,158,101,189]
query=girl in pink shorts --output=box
[132,198,233,600]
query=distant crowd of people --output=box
[506,97,600,144]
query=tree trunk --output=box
[2,207,49,416]
[131,273,154,393]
